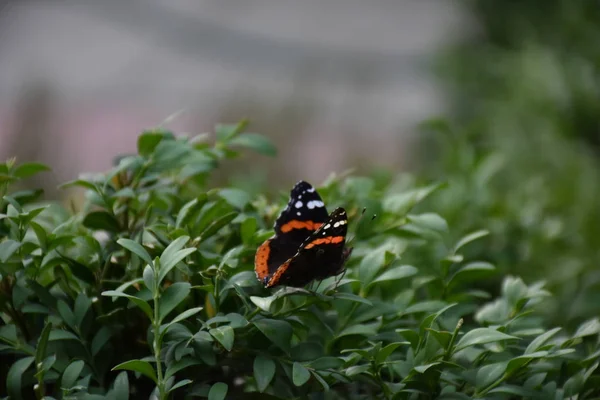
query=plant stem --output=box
[153,291,166,400]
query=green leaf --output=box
[563,370,585,397]
[240,217,257,244]
[333,292,372,306]
[35,322,52,366]
[59,179,99,192]
[225,313,248,328]
[455,328,519,352]
[57,300,77,331]
[396,329,420,349]
[358,240,405,283]
[29,220,48,250]
[210,325,234,351]
[218,188,251,209]
[407,213,448,233]
[502,276,528,308]
[91,326,112,356]
[38,355,57,376]
[506,351,549,375]
[308,357,344,370]
[165,359,202,381]
[488,385,538,397]
[200,212,238,241]
[250,295,276,312]
[61,360,85,389]
[292,362,311,386]
[169,307,203,326]
[7,356,34,400]
[413,362,441,374]
[254,319,293,353]
[111,187,136,199]
[83,211,121,233]
[112,360,157,384]
[311,370,330,391]
[346,364,370,377]
[48,330,79,341]
[13,162,50,179]
[159,235,189,269]
[101,291,153,320]
[337,323,379,339]
[525,327,561,354]
[19,205,49,223]
[169,379,193,393]
[447,262,496,290]
[113,371,129,400]
[4,195,23,212]
[229,133,277,156]
[64,258,96,285]
[0,239,22,262]
[117,239,154,267]
[453,230,489,253]
[574,318,600,338]
[254,355,276,392]
[216,122,246,141]
[475,361,508,389]
[74,293,92,328]
[158,248,196,285]
[371,265,418,285]
[208,382,228,400]
[175,195,207,228]
[158,282,191,321]
[143,265,155,292]
[376,342,408,363]
[382,182,445,214]
[138,131,170,156]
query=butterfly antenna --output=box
[345,207,377,247]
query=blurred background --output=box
[2,0,600,327]
[0,0,469,192]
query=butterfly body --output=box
[254,181,351,288]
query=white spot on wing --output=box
[334,221,340,228]
[307,200,324,209]
[297,212,301,216]
[307,187,315,193]
[323,224,331,229]
[295,201,303,208]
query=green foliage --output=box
[423,0,600,328]
[1,123,599,399]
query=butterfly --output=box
[254,180,352,288]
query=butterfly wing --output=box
[265,207,351,288]
[273,180,329,242]
[255,181,330,285]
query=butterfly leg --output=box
[311,279,323,294]
[333,269,347,292]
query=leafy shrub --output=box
[426,0,600,328]
[1,123,599,399]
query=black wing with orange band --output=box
[265,207,351,288]
[254,181,330,285]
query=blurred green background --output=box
[2,0,599,328]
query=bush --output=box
[1,123,599,399]
[426,0,600,329]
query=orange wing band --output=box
[280,220,322,233]
[254,240,271,281]
[303,236,345,249]
[265,259,291,288]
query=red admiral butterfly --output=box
[255,181,353,288]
